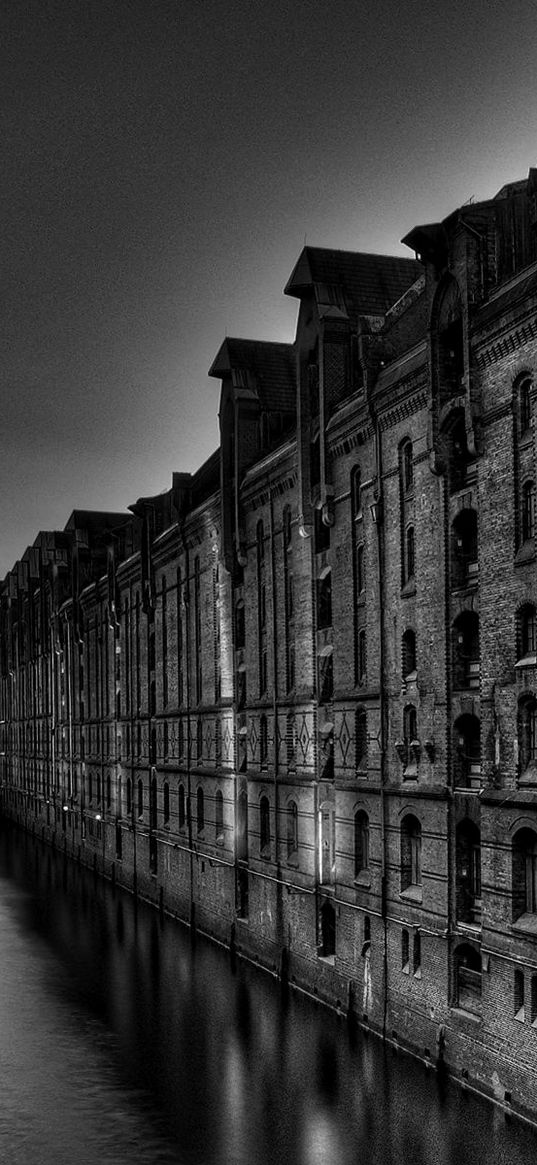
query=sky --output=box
[2,0,537,577]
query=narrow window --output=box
[163,781,170,824]
[402,629,416,678]
[287,713,296,769]
[351,466,362,518]
[522,481,536,542]
[413,930,421,976]
[356,543,365,594]
[355,707,368,772]
[354,810,370,877]
[197,717,203,764]
[287,800,298,859]
[514,968,525,1022]
[401,438,413,492]
[260,795,270,855]
[401,815,421,891]
[401,928,410,972]
[197,786,204,834]
[260,714,268,767]
[531,974,537,1026]
[317,569,332,629]
[357,630,367,684]
[178,784,185,829]
[519,378,533,434]
[405,526,415,582]
[137,778,143,820]
[126,777,132,816]
[215,789,224,843]
[518,697,537,770]
[518,605,537,659]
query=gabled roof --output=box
[284,247,420,319]
[208,338,295,413]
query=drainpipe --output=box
[183,543,195,932]
[372,415,389,1040]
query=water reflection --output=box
[0,823,537,1165]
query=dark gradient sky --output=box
[2,0,537,576]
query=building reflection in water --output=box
[0,823,536,1165]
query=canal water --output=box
[0,823,536,1165]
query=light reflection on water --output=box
[0,823,536,1165]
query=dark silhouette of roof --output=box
[209,338,295,413]
[284,247,420,318]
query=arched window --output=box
[519,377,533,435]
[403,703,417,745]
[522,480,536,542]
[351,466,362,518]
[286,713,296,769]
[317,568,332,629]
[150,775,157,831]
[237,789,248,862]
[401,814,421,891]
[163,781,170,825]
[451,510,478,589]
[354,810,370,877]
[283,505,292,548]
[355,707,368,772]
[137,778,143,820]
[260,714,268,767]
[178,785,186,831]
[237,664,246,711]
[197,786,205,834]
[357,629,367,684]
[456,819,481,923]
[518,604,537,660]
[356,543,365,595]
[453,714,481,788]
[235,600,245,649]
[400,438,413,493]
[452,611,480,689]
[215,789,224,843]
[402,629,416,679]
[404,525,415,584]
[287,800,298,859]
[454,943,481,1014]
[318,646,333,703]
[512,828,537,919]
[518,696,537,772]
[401,928,410,972]
[260,795,270,855]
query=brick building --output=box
[1,169,536,1118]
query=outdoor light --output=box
[369,499,383,525]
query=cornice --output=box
[378,385,428,431]
[475,316,537,369]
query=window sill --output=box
[512,913,537,936]
[515,655,537,669]
[354,871,371,889]
[400,886,423,904]
[401,580,416,599]
[515,541,536,567]
[450,1006,481,1024]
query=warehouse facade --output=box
[1,170,537,1118]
